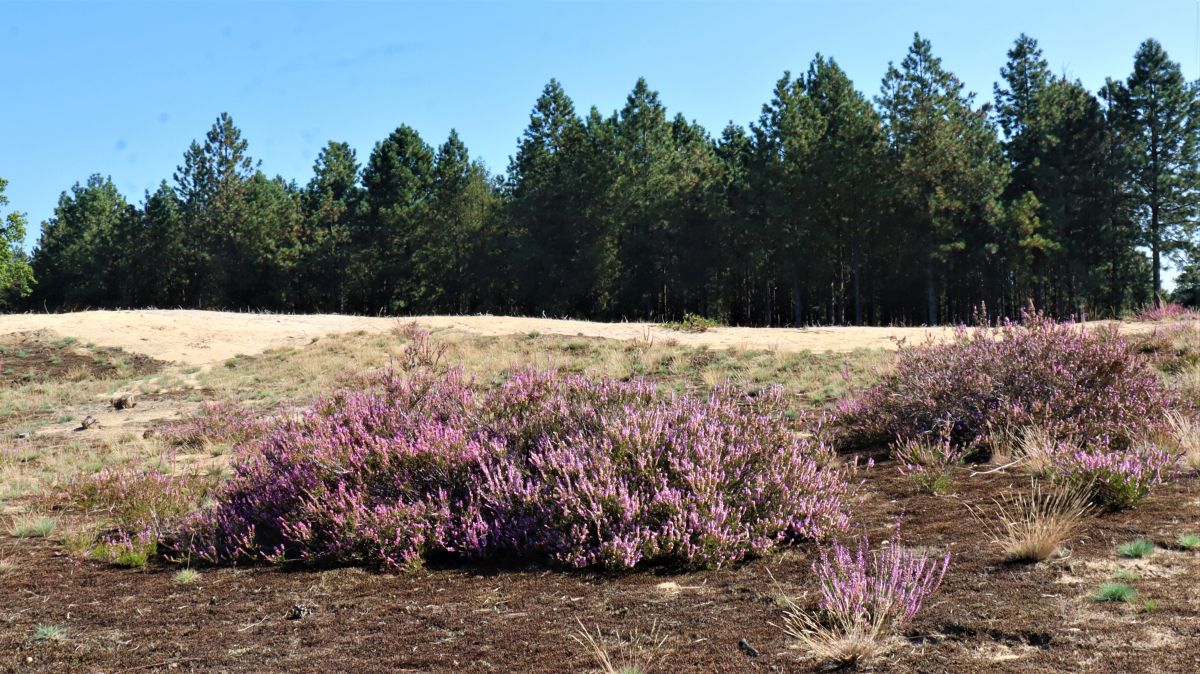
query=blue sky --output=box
[4,0,1200,254]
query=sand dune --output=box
[0,309,1155,366]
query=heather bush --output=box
[1052,445,1175,508]
[781,531,949,664]
[1134,302,1200,322]
[835,308,1176,453]
[67,467,215,566]
[178,367,850,571]
[892,433,965,494]
[160,398,273,450]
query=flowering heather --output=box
[160,398,273,450]
[835,308,1176,452]
[782,532,949,664]
[1134,302,1200,322]
[1052,444,1176,508]
[178,368,850,571]
[892,433,965,494]
[67,467,214,566]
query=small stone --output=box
[285,604,314,620]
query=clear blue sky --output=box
[4,0,1200,255]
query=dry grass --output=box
[1007,426,1062,476]
[570,618,668,674]
[969,479,1092,562]
[778,593,895,666]
[1164,411,1200,473]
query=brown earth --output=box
[2,461,1198,673]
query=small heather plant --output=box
[1134,302,1200,322]
[969,480,1092,563]
[1092,583,1137,603]
[781,532,949,665]
[835,307,1176,454]
[160,398,273,450]
[892,433,964,494]
[1053,445,1175,509]
[179,367,851,571]
[1117,539,1156,559]
[66,467,213,567]
[1176,534,1200,550]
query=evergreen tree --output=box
[31,175,132,307]
[360,125,435,312]
[172,112,260,307]
[1106,39,1200,300]
[300,141,362,311]
[878,33,1008,324]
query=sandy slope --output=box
[0,309,1151,366]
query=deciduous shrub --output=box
[835,309,1176,453]
[177,367,851,571]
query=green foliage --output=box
[18,39,1188,325]
[1176,533,1200,550]
[1092,582,1137,602]
[0,178,35,305]
[1117,539,1156,558]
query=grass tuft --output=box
[969,479,1092,563]
[1092,583,1137,603]
[173,568,201,585]
[1176,534,1200,550]
[1117,539,1156,559]
[33,624,65,642]
[10,516,55,538]
[570,618,667,674]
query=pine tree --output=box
[1106,39,1200,300]
[301,141,362,311]
[360,125,435,312]
[172,113,260,307]
[878,33,1008,324]
[31,175,132,307]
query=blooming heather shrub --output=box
[67,468,214,566]
[892,433,965,494]
[782,532,949,664]
[1134,302,1200,322]
[1052,445,1176,508]
[835,309,1176,452]
[178,368,850,571]
[160,398,273,450]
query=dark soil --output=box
[0,333,161,386]
[3,462,1199,673]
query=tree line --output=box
[9,33,1200,325]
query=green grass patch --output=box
[1092,583,1137,602]
[1118,539,1156,559]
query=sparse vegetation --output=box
[571,619,666,674]
[1118,539,1157,559]
[32,625,65,643]
[1176,534,1200,550]
[970,480,1091,562]
[10,515,55,538]
[173,568,200,584]
[1092,583,1137,603]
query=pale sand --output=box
[0,309,1156,366]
